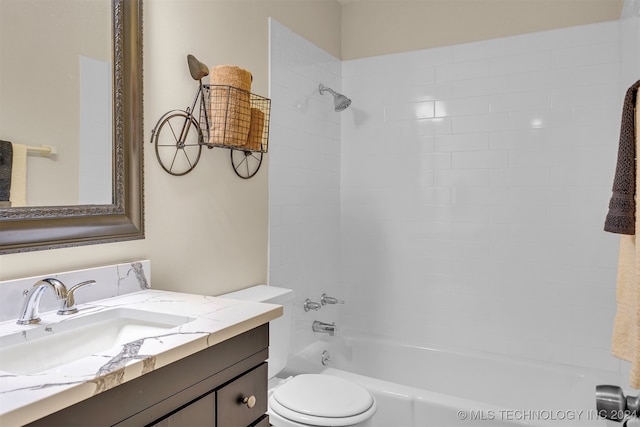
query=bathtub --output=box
[281,333,627,427]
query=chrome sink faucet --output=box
[17,278,96,325]
[17,278,67,325]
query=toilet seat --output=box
[269,374,377,426]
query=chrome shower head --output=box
[319,84,351,112]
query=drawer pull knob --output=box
[242,395,256,409]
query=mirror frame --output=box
[0,0,144,254]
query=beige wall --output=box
[0,0,341,297]
[341,0,624,60]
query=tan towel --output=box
[208,65,252,147]
[9,143,27,207]
[245,108,265,152]
[612,89,640,388]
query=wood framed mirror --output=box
[0,0,144,254]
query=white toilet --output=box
[221,285,377,427]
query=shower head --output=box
[319,84,351,112]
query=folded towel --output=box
[0,140,12,202]
[245,108,265,152]
[10,143,27,207]
[605,80,640,234]
[208,65,252,147]
[612,88,640,389]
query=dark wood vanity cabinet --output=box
[26,324,270,427]
[150,363,268,427]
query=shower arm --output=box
[319,84,338,97]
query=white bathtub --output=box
[281,333,627,427]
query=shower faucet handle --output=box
[304,299,322,312]
[321,293,344,305]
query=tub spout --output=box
[312,320,336,336]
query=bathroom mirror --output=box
[0,0,144,254]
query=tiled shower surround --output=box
[270,13,640,375]
[269,20,343,353]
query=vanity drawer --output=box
[217,363,267,427]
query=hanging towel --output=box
[9,143,27,207]
[612,86,640,388]
[605,80,640,234]
[0,140,12,202]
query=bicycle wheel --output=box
[152,111,203,176]
[230,149,263,179]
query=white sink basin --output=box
[0,308,194,375]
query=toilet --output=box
[221,285,377,427]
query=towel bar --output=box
[26,145,57,157]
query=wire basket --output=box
[200,84,270,153]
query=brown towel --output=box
[605,80,640,235]
[0,140,12,202]
[208,65,252,147]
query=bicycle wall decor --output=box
[150,55,271,179]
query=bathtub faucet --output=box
[312,320,336,336]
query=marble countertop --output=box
[0,289,282,426]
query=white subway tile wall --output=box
[341,20,628,373]
[270,15,640,374]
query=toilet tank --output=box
[219,285,294,378]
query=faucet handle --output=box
[58,280,96,315]
[321,293,344,305]
[303,299,322,312]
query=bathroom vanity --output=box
[26,325,270,427]
[0,261,282,427]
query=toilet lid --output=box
[272,374,374,418]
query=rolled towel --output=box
[245,108,265,152]
[209,65,252,91]
[208,65,252,147]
